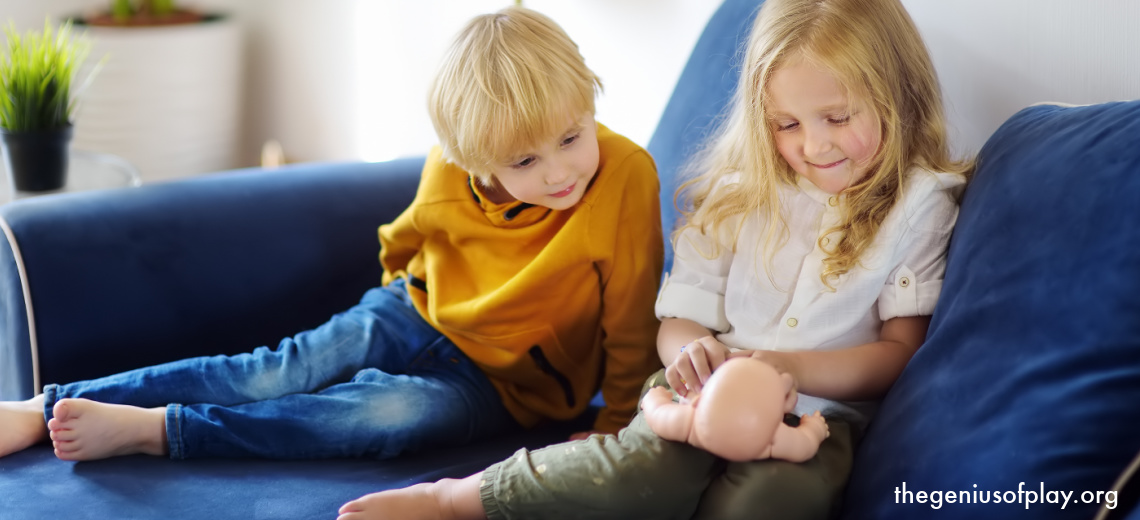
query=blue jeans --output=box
[42,279,518,459]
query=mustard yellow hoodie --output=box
[379,123,664,433]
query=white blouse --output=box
[655,168,965,429]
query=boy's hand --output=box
[667,336,731,397]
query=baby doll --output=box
[639,357,829,462]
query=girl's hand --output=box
[667,336,731,397]
[730,349,801,394]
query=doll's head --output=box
[692,358,797,462]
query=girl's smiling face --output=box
[766,57,882,194]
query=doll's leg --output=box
[479,406,718,519]
[691,417,853,520]
[44,280,431,417]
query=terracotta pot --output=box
[83,9,208,27]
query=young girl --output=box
[338,0,972,518]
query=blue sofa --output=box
[3,0,1139,518]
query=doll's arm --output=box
[767,411,830,463]
[640,386,696,444]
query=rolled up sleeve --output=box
[878,186,959,321]
[655,225,734,332]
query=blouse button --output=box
[828,196,838,207]
[787,317,799,328]
[899,277,911,288]
[821,237,830,247]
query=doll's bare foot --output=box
[47,398,167,461]
[0,395,48,458]
[799,411,830,443]
[338,475,486,520]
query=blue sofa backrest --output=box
[0,0,768,401]
[647,0,762,273]
[0,159,423,399]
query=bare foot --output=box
[339,482,446,520]
[47,398,168,461]
[800,410,830,443]
[338,476,486,520]
[0,395,48,458]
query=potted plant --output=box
[0,20,95,192]
[85,0,208,27]
[65,0,243,183]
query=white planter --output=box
[72,16,243,183]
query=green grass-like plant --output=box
[112,0,178,23]
[0,20,93,132]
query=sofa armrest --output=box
[0,157,425,400]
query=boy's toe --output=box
[52,400,75,422]
[49,428,78,442]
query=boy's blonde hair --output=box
[677,0,972,289]
[428,7,602,184]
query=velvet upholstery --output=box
[0,422,586,519]
[645,0,759,272]
[0,1,758,517]
[1,159,423,400]
[843,101,1140,519]
[3,0,1139,518]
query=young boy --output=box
[0,6,663,462]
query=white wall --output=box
[354,1,720,162]
[902,0,1140,156]
[221,0,360,166]
[6,1,1139,169]
[0,0,93,28]
[0,0,718,169]
[353,0,1140,161]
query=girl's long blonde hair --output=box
[676,0,972,289]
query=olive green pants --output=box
[480,370,854,520]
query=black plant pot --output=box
[1,125,73,192]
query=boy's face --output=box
[486,113,600,210]
[765,58,882,195]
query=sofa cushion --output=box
[843,101,1140,519]
[646,0,762,273]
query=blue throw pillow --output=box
[843,101,1140,520]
